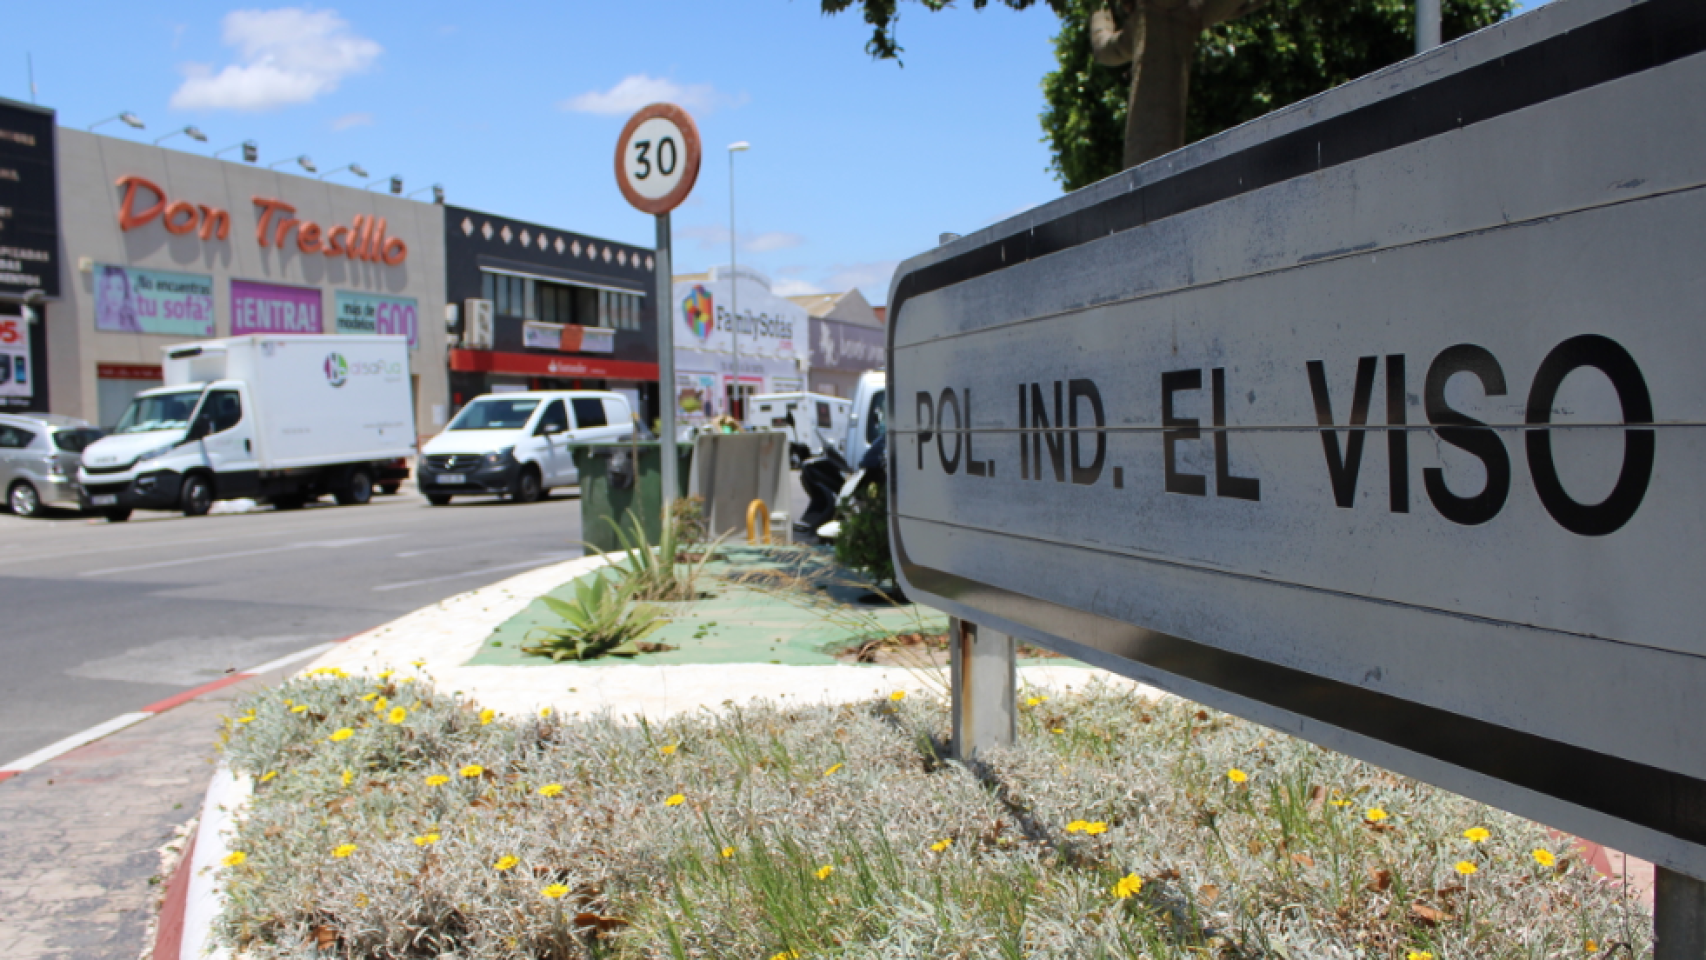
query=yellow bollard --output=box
[746,498,770,545]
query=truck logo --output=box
[324,352,349,387]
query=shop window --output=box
[483,272,536,320]
[571,396,608,428]
[817,401,832,429]
[596,290,642,331]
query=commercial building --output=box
[671,266,809,425]
[45,127,449,433]
[443,205,658,426]
[0,98,59,414]
[789,288,886,398]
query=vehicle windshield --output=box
[866,389,886,442]
[52,428,104,453]
[113,389,204,434]
[447,397,540,430]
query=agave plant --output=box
[596,508,722,604]
[519,574,667,661]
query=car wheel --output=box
[335,470,373,506]
[180,474,213,517]
[426,494,453,506]
[9,481,42,518]
[512,467,542,504]
[378,483,401,495]
[104,508,132,523]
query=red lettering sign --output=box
[110,176,407,265]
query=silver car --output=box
[0,413,104,518]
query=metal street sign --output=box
[888,0,1706,879]
[614,103,702,216]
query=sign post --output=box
[889,0,1706,948]
[616,103,702,521]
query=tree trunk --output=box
[1123,6,1203,167]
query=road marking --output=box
[394,538,515,558]
[0,713,151,774]
[79,535,403,577]
[244,642,337,675]
[371,553,578,592]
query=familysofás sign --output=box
[888,0,1706,880]
[114,176,409,265]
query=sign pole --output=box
[949,618,1016,762]
[656,211,678,521]
[1656,867,1706,959]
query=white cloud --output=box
[170,8,381,112]
[676,225,804,254]
[562,74,730,116]
[824,260,901,301]
[331,111,373,130]
[747,232,804,253]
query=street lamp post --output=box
[154,125,207,147]
[88,112,144,132]
[268,155,317,174]
[319,162,370,181]
[727,141,750,420]
[214,140,259,163]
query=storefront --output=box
[671,266,809,426]
[443,205,657,425]
[46,129,448,434]
[809,314,886,398]
[0,97,59,414]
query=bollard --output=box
[745,498,770,545]
[949,618,1016,762]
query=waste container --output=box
[574,443,693,554]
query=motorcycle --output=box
[796,422,886,544]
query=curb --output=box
[171,764,251,960]
[0,638,349,785]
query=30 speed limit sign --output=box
[614,103,701,215]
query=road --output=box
[0,487,586,764]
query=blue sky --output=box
[5,1,1547,305]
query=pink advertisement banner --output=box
[231,279,322,336]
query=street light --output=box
[268,155,316,174]
[406,183,445,204]
[215,140,259,163]
[153,125,207,146]
[365,175,404,195]
[88,112,144,132]
[320,162,369,181]
[727,141,750,420]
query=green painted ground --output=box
[465,545,949,668]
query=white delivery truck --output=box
[78,335,415,521]
[743,391,852,467]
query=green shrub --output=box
[834,480,895,588]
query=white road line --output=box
[244,643,337,675]
[80,535,403,577]
[0,713,151,773]
[371,553,577,592]
[394,538,514,558]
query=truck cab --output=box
[79,382,254,520]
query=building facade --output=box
[443,205,658,426]
[791,288,885,398]
[46,128,449,433]
[671,266,809,425]
[0,98,59,414]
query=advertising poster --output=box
[94,264,214,336]
[334,291,417,347]
[676,372,719,424]
[232,279,322,336]
[0,341,28,400]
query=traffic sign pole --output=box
[655,211,677,521]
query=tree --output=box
[1042,0,1516,190]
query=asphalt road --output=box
[0,486,587,764]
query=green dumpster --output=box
[574,443,693,554]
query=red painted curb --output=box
[151,830,197,960]
[0,771,16,784]
[140,672,253,716]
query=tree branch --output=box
[1089,6,1136,66]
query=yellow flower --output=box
[815,864,834,880]
[282,698,293,706]
[889,691,906,702]
[930,838,953,853]
[329,728,354,742]
[1533,848,1557,867]
[539,707,552,718]
[1455,860,1478,876]
[1113,873,1143,899]
[332,843,357,858]
[493,855,519,871]
[377,670,393,680]
[1083,821,1109,836]
[537,783,564,797]
[659,743,678,756]
[664,793,686,807]
[221,851,248,868]
[411,659,426,668]
[769,951,801,960]
[1227,768,1248,784]
[823,763,844,776]
[1364,807,1389,823]
[1024,695,1047,707]
[1463,827,1490,843]
[721,846,735,859]
[413,833,440,847]
[290,704,308,714]
[1407,952,1434,960]
[1051,727,1065,734]
[387,706,407,725]
[354,893,369,908]
[235,716,253,724]
[259,771,278,783]
[425,774,449,787]
[459,764,483,778]
[1585,940,1598,952]
[373,696,388,715]
[1066,820,1089,834]
[341,769,354,787]
[479,708,495,725]
[541,883,570,899]
[359,692,377,702]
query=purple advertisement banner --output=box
[231,279,322,336]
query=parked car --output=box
[417,391,634,505]
[0,413,105,518]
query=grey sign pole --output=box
[655,212,677,517]
[948,618,1016,762]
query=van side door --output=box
[192,387,259,497]
[533,399,572,486]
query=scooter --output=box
[797,424,886,544]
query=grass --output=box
[214,669,1651,958]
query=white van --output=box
[417,390,633,505]
[744,392,851,466]
[843,371,887,470]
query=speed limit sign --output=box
[614,103,702,215]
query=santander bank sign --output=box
[115,176,409,266]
